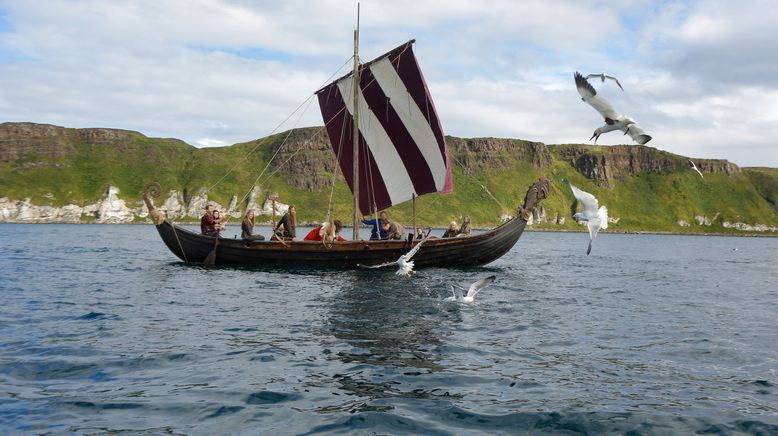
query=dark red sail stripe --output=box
[389,49,447,163]
[358,67,438,196]
[316,84,392,215]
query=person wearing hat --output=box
[201,204,224,237]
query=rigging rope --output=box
[447,153,509,211]
[205,55,355,196]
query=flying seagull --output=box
[444,275,497,303]
[564,179,608,255]
[586,72,624,91]
[358,230,430,276]
[688,159,704,179]
[574,71,652,145]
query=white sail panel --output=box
[369,58,448,191]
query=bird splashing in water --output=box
[445,275,497,304]
[358,230,431,276]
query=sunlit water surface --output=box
[1,224,776,434]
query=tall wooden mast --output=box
[351,3,361,240]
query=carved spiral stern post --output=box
[518,179,551,221]
[141,181,166,226]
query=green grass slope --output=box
[1,123,776,234]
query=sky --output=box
[1,0,777,167]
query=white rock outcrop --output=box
[160,190,185,218]
[259,197,289,216]
[94,186,136,223]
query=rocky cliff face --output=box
[553,144,740,187]
[446,136,552,174]
[0,122,139,168]
[273,128,339,191]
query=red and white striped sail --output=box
[316,41,452,215]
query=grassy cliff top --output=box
[1,122,776,234]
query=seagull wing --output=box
[565,180,599,216]
[689,160,704,179]
[575,72,622,123]
[604,74,624,91]
[359,261,397,269]
[403,231,430,261]
[620,123,652,145]
[586,221,598,255]
[466,275,497,298]
[450,285,464,300]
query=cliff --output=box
[552,144,740,188]
[1,122,776,234]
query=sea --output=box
[1,224,776,435]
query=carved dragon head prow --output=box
[141,181,166,225]
[518,179,551,221]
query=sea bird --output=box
[358,230,430,276]
[574,71,652,145]
[688,159,704,179]
[444,275,497,303]
[585,72,624,91]
[564,179,608,255]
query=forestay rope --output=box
[201,55,355,217]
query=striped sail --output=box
[316,41,452,215]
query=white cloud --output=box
[0,0,777,167]
[196,137,229,148]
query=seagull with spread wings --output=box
[564,179,608,255]
[586,72,624,91]
[358,230,430,276]
[688,159,704,179]
[444,275,497,304]
[574,71,652,145]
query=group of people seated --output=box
[442,215,471,238]
[201,204,472,242]
[362,212,472,240]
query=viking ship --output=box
[144,33,549,268]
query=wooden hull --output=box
[154,217,526,268]
[146,180,550,269]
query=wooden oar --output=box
[203,236,218,266]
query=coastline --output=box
[1,221,775,238]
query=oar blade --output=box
[203,250,216,266]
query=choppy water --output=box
[1,224,777,435]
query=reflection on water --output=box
[325,272,445,370]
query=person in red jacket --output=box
[200,205,224,237]
[304,219,345,242]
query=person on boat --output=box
[200,204,223,237]
[459,215,472,236]
[213,210,227,235]
[442,221,460,238]
[415,226,425,240]
[241,210,265,241]
[304,219,346,242]
[362,211,390,240]
[274,205,296,240]
[387,221,406,240]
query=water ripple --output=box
[0,225,776,433]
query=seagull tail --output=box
[598,206,608,230]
